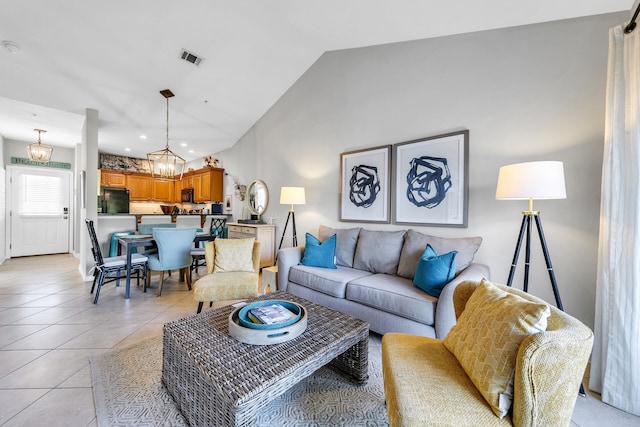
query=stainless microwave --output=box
[181,188,194,202]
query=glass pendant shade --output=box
[27,129,53,162]
[147,89,185,181]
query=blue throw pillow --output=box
[300,233,337,269]
[413,244,457,297]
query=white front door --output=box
[9,166,72,257]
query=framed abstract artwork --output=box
[340,145,391,223]
[393,130,469,227]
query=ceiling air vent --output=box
[179,48,203,66]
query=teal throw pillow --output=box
[300,233,337,269]
[413,244,457,297]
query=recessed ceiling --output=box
[0,1,631,162]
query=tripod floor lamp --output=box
[495,161,567,311]
[277,187,306,251]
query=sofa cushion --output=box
[300,233,337,269]
[397,229,482,279]
[318,225,361,268]
[288,265,373,298]
[346,274,437,326]
[444,279,550,419]
[413,244,457,298]
[353,229,406,274]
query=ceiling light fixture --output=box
[1,40,21,55]
[27,129,53,162]
[147,89,185,181]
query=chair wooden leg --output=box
[186,267,192,291]
[197,302,203,313]
[145,269,151,292]
[157,271,165,297]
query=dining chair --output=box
[190,217,226,276]
[146,227,198,296]
[85,219,148,304]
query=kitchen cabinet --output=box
[100,169,126,188]
[126,174,152,201]
[194,168,224,202]
[153,179,174,202]
[227,223,275,268]
[98,166,224,204]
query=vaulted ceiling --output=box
[0,1,631,162]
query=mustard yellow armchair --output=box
[193,238,261,313]
[382,280,594,427]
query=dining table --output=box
[117,231,214,299]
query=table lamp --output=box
[495,161,566,310]
[277,187,306,251]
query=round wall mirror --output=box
[246,180,269,219]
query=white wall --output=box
[216,12,626,329]
[0,134,5,264]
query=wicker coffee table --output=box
[162,291,369,427]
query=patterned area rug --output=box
[90,336,388,426]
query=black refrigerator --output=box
[101,188,130,214]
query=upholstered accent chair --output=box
[193,238,261,313]
[382,279,594,427]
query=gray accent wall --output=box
[218,12,626,330]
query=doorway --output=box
[7,165,73,257]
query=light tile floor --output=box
[0,254,638,426]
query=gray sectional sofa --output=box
[277,226,490,339]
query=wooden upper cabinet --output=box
[173,179,183,203]
[126,174,152,201]
[153,179,174,202]
[194,168,224,202]
[98,167,223,203]
[100,169,126,188]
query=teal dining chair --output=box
[145,227,198,296]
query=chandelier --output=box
[147,89,185,180]
[27,129,53,162]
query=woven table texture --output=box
[162,291,370,427]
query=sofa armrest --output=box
[434,263,490,339]
[276,246,304,292]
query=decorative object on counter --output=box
[277,187,305,252]
[147,89,185,181]
[99,153,151,173]
[27,128,53,162]
[204,155,220,168]
[159,205,178,214]
[212,201,223,214]
[225,194,232,211]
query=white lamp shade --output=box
[495,161,566,200]
[280,187,306,205]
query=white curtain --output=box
[590,24,640,416]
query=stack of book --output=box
[247,303,297,325]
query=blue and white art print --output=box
[340,145,391,223]
[394,131,468,227]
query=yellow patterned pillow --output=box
[443,279,550,418]
[213,238,255,273]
